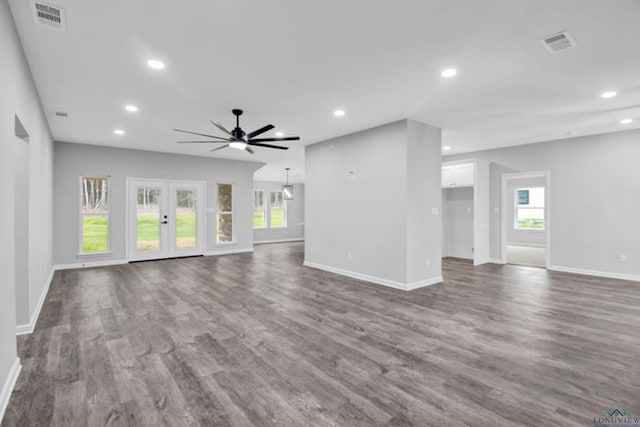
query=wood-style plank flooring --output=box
[3,242,640,426]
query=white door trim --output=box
[125,178,206,262]
[500,171,551,268]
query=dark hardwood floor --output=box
[3,242,640,426]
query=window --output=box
[270,191,287,228]
[253,190,266,228]
[515,187,545,230]
[217,183,234,242]
[80,176,110,253]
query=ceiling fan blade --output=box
[247,142,289,150]
[210,121,233,136]
[176,140,230,144]
[245,146,254,154]
[173,129,228,140]
[210,144,229,152]
[247,124,275,139]
[249,136,300,142]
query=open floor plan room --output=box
[4,243,640,426]
[2,1,640,426]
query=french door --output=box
[127,179,205,261]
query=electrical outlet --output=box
[348,252,352,260]
[466,207,472,214]
[425,259,430,267]
[619,254,627,263]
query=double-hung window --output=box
[515,187,545,230]
[270,191,287,228]
[80,176,110,253]
[217,183,234,242]
[253,190,266,228]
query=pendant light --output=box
[282,168,294,200]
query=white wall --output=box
[445,129,640,278]
[253,181,305,243]
[54,142,262,265]
[442,187,474,259]
[506,176,546,247]
[305,119,442,288]
[405,120,442,284]
[1,0,55,417]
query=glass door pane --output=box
[136,186,162,253]
[175,188,197,249]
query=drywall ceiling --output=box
[8,0,640,182]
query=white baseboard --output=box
[54,259,128,270]
[548,265,640,283]
[0,358,21,423]
[16,267,55,335]
[205,248,254,257]
[507,243,546,248]
[489,258,506,264]
[303,261,443,291]
[254,238,304,245]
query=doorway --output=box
[501,171,550,268]
[127,178,205,261]
[14,116,30,326]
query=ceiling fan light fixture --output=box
[229,141,248,150]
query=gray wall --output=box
[54,142,262,265]
[506,176,546,247]
[445,129,640,277]
[442,187,474,259]
[253,181,305,242]
[306,119,442,286]
[1,0,55,405]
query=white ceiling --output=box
[9,0,640,182]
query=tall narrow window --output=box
[270,191,287,228]
[80,176,110,253]
[217,183,234,242]
[515,187,545,230]
[253,190,266,228]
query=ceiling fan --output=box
[174,109,300,154]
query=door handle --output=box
[161,220,168,224]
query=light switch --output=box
[431,207,439,215]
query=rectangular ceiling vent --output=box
[541,31,576,53]
[32,1,66,31]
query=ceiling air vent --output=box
[32,1,66,31]
[55,111,68,117]
[541,31,575,53]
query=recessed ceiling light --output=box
[442,145,452,151]
[147,59,165,70]
[441,68,457,78]
[125,105,139,112]
[334,110,345,117]
[620,118,633,125]
[114,129,125,135]
[600,91,617,99]
[275,131,284,137]
[229,141,248,150]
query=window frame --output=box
[216,182,235,244]
[514,187,545,231]
[269,190,287,228]
[78,175,111,255]
[253,189,267,229]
